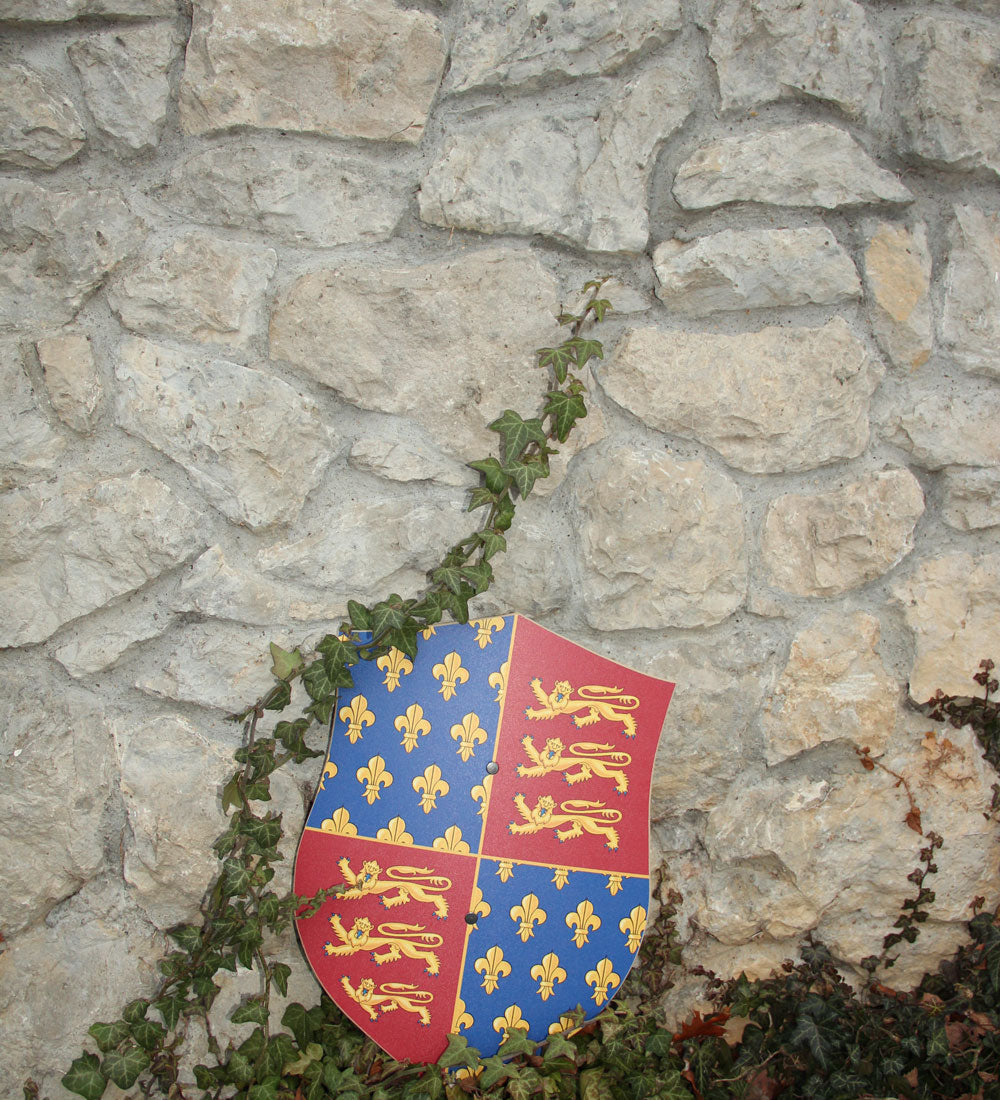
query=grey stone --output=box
[0,468,203,648]
[575,446,747,630]
[896,14,1000,176]
[673,124,912,210]
[180,0,447,144]
[68,22,179,153]
[0,62,85,169]
[889,382,1000,470]
[108,233,276,348]
[349,436,469,488]
[653,227,860,314]
[0,0,176,17]
[115,337,335,530]
[446,0,682,93]
[761,469,925,597]
[0,672,114,935]
[0,178,143,332]
[942,468,1000,531]
[155,141,411,247]
[52,587,175,677]
[862,220,933,370]
[940,206,1000,379]
[602,319,881,474]
[696,0,882,120]
[36,333,103,433]
[0,340,66,485]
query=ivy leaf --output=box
[270,961,292,997]
[537,344,576,384]
[282,1003,314,1048]
[61,1055,107,1100]
[579,1068,614,1100]
[281,1040,322,1076]
[789,1014,833,1072]
[436,1034,480,1070]
[478,1055,510,1089]
[100,1044,150,1090]
[221,857,252,897]
[231,998,269,1026]
[154,992,187,1030]
[87,1020,131,1052]
[129,1019,166,1052]
[346,600,372,630]
[494,492,516,532]
[268,641,304,681]
[247,1075,281,1100]
[467,486,498,512]
[925,1017,950,1060]
[263,679,291,712]
[242,814,282,849]
[460,561,493,594]
[503,459,546,499]
[221,774,243,814]
[567,337,603,369]
[371,600,407,639]
[542,1032,578,1063]
[121,999,149,1026]
[468,457,507,494]
[432,565,464,596]
[488,409,547,461]
[478,530,507,562]
[544,389,587,443]
[590,298,612,323]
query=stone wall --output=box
[1,0,999,1092]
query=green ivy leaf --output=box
[231,998,269,1026]
[459,561,493,594]
[478,1055,510,1089]
[503,459,546,499]
[537,344,576,384]
[226,1048,254,1087]
[579,1067,614,1100]
[87,1020,131,1053]
[432,565,464,596]
[544,389,587,443]
[494,492,516,532]
[281,1040,323,1076]
[194,1064,224,1089]
[271,962,292,997]
[61,1055,107,1100]
[221,774,243,813]
[346,600,372,630]
[269,641,304,680]
[242,814,282,849]
[100,1044,150,1090]
[436,1034,480,1070]
[263,679,292,712]
[167,924,202,953]
[248,1075,281,1100]
[478,530,507,561]
[590,298,612,323]
[154,992,187,1030]
[488,409,547,461]
[543,1033,578,1063]
[789,1014,833,1072]
[121,999,149,1026]
[468,486,498,512]
[371,600,407,639]
[496,1030,536,1058]
[282,1003,314,1048]
[925,1017,950,1061]
[129,1019,166,1052]
[221,857,252,897]
[468,457,507,494]
[566,337,603,369]
[644,1029,674,1057]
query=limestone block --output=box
[889,382,1000,470]
[862,221,933,370]
[446,0,682,93]
[0,469,203,648]
[0,62,85,169]
[155,141,410,247]
[180,0,446,144]
[695,0,882,120]
[673,124,912,210]
[653,227,860,315]
[763,611,898,764]
[940,206,1000,379]
[941,468,1000,532]
[36,332,103,433]
[109,233,276,348]
[68,22,179,153]
[0,0,176,17]
[0,341,65,484]
[575,446,747,631]
[116,714,233,925]
[896,15,1000,176]
[53,587,175,677]
[602,319,880,474]
[0,673,114,935]
[0,178,143,331]
[115,337,334,529]
[761,469,925,597]
[349,436,469,488]
[270,250,562,462]
[893,552,1000,702]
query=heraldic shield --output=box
[294,615,674,1063]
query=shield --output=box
[293,615,674,1062]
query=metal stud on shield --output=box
[293,614,674,1063]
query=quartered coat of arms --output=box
[294,615,674,1063]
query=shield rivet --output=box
[486,761,499,775]
[464,912,479,925]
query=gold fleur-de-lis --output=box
[586,958,620,1006]
[395,703,431,753]
[531,953,567,1001]
[412,764,448,813]
[566,899,601,948]
[319,761,337,790]
[339,694,375,744]
[376,816,413,845]
[510,893,547,942]
[421,625,436,640]
[551,867,570,890]
[496,859,515,883]
[493,1004,530,1045]
[606,873,623,896]
[471,777,492,817]
[433,651,469,701]
[319,807,356,836]
[377,647,413,692]
[474,946,511,994]
[470,617,505,648]
[451,712,488,762]
[620,905,647,953]
[356,755,392,805]
[452,999,473,1033]
[549,1013,581,1036]
[432,825,470,853]
[469,885,491,923]
[489,660,509,703]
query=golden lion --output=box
[516,736,632,794]
[324,915,442,975]
[340,976,433,1026]
[524,678,639,738]
[508,793,622,850]
[338,858,451,919]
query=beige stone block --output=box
[36,332,103,433]
[863,221,933,370]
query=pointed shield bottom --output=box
[294,615,674,1062]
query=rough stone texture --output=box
[894,553,1000,702]
[0,178,143,331]
[0,673,114,935]
[695,0,882,120]
[653,227,860,314]
[940,205,1000,379]
[68,23,178,154]
[349,436,469,488]
[115,337,334,529]
[270,250,562,461]
[761,469,925,597]
[0,341,66,484]
[180,0,447,143]
[155,141,411,247]
[603,319,880,473]
[0,0,175,16]
[862,220,933,370]
[36,333,103,434]
[673,124,912,210]
[446,0,682,93]
[0,62,85,170]
[53,588,175,677]
[109,233,277,348]
[575,446,747,631]
[0,469,203,648]
[889,382,1000,470]
[896,14,1000,176]
[941,468,1000,532]
[762,611,898,764]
